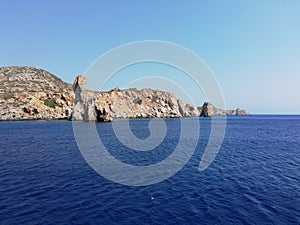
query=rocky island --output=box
[0,66,249,121]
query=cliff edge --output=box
[70,75,249,121]
[0,67,249,121]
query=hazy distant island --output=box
[0,66,249,121]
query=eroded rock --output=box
[0,67,249,121]
[0,66,73,120]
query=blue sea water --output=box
[0,116,299,224]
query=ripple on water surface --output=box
[0,116,299,224]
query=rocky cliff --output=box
[0,66,73,120]
[200,102,249,117]
[71,76,201,122]
[70,75,249,121]
[0,67,249,121]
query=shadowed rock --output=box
[201,102,249,117]
[70,75,203,121]
[71,75,112,122]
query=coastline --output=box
[0,66,250,121]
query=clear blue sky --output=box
[0,0,299,114]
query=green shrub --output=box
[44,98,57,108]
[152,95,159,102]
[3,93,14,100]
[133,98,142,105]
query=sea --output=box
[0,115,299,225]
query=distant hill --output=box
[0,66,72,93]
[0,66,73,120]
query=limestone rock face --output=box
[0,66,73,120]
[201,102,250,117]
[71,75,112,122]
[200,102,215,117]
[69,75,205,121]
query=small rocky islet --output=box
[0,66,249,121]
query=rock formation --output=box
[0,66,73,120]
[0,67,249,121]
[200,102,248,116]
[71,75,111,122]
[70,75,200,121]
[70,75,249,121]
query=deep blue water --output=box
[0,116,299,224]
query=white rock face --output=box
[70,75,203,121]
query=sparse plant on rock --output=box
[44,98,57,108]
[3,93,14,100]
[152,95,159,102]
[133,98,142,105]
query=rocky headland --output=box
[0,66,73,120]
[0,66,249,121]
